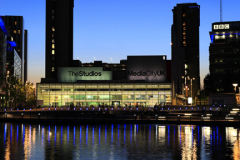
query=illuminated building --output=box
[0,16,17,105]
[2,16,27,82]
[38,56,171,107]
[171,3,200,104]
[209,21,240,92]
[38,0,172,107]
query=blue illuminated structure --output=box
[0,16,10,36]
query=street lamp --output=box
[233,83,238,92]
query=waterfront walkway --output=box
[0,107,240,126]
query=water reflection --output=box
[1,123,240,159]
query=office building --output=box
[171,3,200,104]
[209,21,240,92]
[37,56,171,107]
[0,16,17,105]
[2,16,25,81]
[45,0,75,82]
[38,0,172,107]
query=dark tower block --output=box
[171,3,200,104]
[45,0,74,81]
[2,16,24,80]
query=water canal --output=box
[0,123,239,160]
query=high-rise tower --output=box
[171,3,200,104]
[2,16,25,81]
[209,21,240,92]
[45,0,74,81]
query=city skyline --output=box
[1,0,240,86]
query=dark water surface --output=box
[0,122,240,160]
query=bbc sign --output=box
[127,56,167,82]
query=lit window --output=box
[13,30,16,34]
[220,59,223,62]
[214,25,218,30]
[52,38,55,43]
[219,24,224,29]
[52,15,54,20]
[52,27,55,31]
[183,22,186,26]
[183,41,186,45]
[225,24,230,29]
[183,13,186,17]
[183,27,186,30]
[185,64,188,69]
[52,50,55,55]
[52,44,55,49]
[183,36,186,39]
[183,31,186,35]
[7,71,10,74]
[52,67,55,72]
[15,21,17,25]
[52,33,54,37]
[18,30,20,34]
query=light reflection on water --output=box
[1,123,240,160]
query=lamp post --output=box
[233,83,238,92]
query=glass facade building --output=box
[37,83,171,107]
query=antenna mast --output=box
[220,0,222,22]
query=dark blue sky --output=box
[1,0,239,86]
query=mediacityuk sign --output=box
[127,56,167,82]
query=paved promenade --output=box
[0,106,239,126]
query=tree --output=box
[2,75,25,108]
[24,82,36,107]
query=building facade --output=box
[38,56,171,107]
[171,3,200,104]
[38,0,171,107]
[45,0,75,81]
[209,21,240,92]
[2,16,27,82]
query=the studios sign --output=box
[58,67,112,82]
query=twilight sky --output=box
[1,0,240,87]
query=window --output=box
[15,21,17,25]
[18,30,20,34]
[183,13,186,17]
[52,10,54,14]
[183,36,186,39]
[183,27,186,30]
[183,22,186,26]
[183,31,186,35]
[183,41,186,45]
[52,38,55,43]
[52,15,54,20]
[52,50,55,55]
[52,44,55,49]
[52,67,55,72]
[13,30,16,34]
[52,56,55,60]
[52,33,54,37]
[52,27,55,31]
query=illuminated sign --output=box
[57,67,112,82]
[127,56,167,82]
[214,24,229,30]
